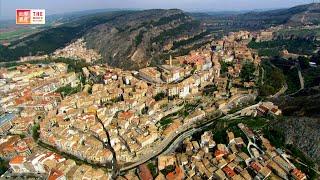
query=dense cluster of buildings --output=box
[39,61,213,164]
[0,63,79,135]
[1,30,302,179]
[7,151,111,179]
[53,38,102,63]
[133,124,306,180]
[239,101,282,117]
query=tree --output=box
[155,92,166,101]
[220,61,233,74]
[269,69,285,89]
[32,124,40,141]
[0,158,8,175]
[310,54,320,65]
[298,56,310,69]
[240,61,255,82]
[259,84,275,96]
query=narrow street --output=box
[95,116,118,178]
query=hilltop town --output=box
[0,29,308,180]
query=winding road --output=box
[119,110,223,172]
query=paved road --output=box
[270,83,288,99]
[287,63,305,96]
[297,64,305,90]
[162,112,222,155]
[221,102,260,120]
[220,94,257,114]
[296,160,320,176]
[261,67,265,85]
[119,111,223,172]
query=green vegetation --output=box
[155,92,166,101]
[0,26,81,61]
[310,51,320,65]
[271,56,320,93]
[279,56,319,90]
[213,130,228,144]
[111,96,123,103]
[0,57,90,73]
[0,11,129,61]
[276,27,320,39]
[213,116,317,180]
[259,61,285,96]
[297,56,310,70]
[286,144,314,167]
[157,40,211,64]
[263,122,318,179]
[134,30,145,46]
[248,39,318,56]
[172,31,211,50]
[0,28,35,41]
[158,101,199,128]
[212,117,271,144]
[255,48,280,57]
[152,13,187,27]
[32,123,40,141]
[284,67,300,94]
[270,57,300,94]
[182,102,200,117]
[238,117,270,130]
[56,84,82,96]
[263,128,285,148]
[286,144,318,179]
[303,67,320,88]
[160,165,175,176]
[220,61,233,74]
[203,84,217,96]
[159,117,173,128]
[152,21,201,44]
[0,158,8,175]
[147,162,158,178]
[240,61,255,82]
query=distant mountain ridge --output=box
[239,3,320,26]
[1,3,320,69]
[196,3,320,31]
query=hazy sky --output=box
[0,0,312,19]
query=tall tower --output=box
[169,55,172,67]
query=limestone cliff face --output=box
[84,9,205,70]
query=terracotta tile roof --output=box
[138,164,153,180]
[250,161,262,172]
[9,155,26,165]
[222,166,236,177]
[48,169,65,180]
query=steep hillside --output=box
[288,3,320,25]
[84,9,206,69]
[273,117,320,165]
[198,3,320,31]
[0,9,206,69]
[0,11,134,62]
[237,3,320,26]
[2,3,320,69]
